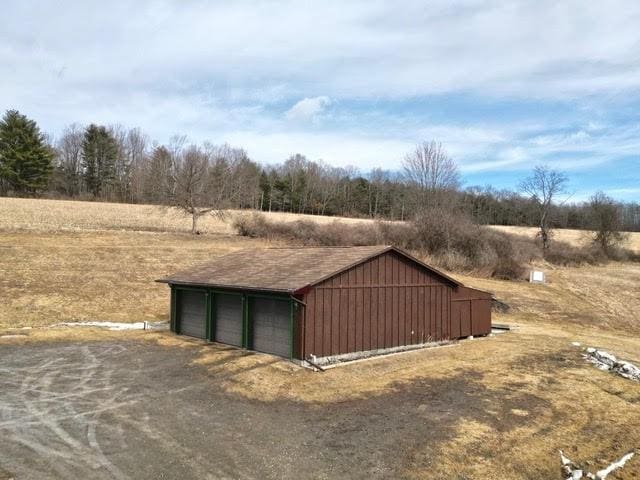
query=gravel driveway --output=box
[0,339,502,479]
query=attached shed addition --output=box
[157,246,492,362]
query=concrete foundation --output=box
[299,340,456,369]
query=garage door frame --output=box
[247,293,294,359]
[172,286,211,339]
[209,289,244,346]
[170,286,295,359]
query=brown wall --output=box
[301,250,454,358]
[451,286,492,338]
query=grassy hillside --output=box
[1,196,638,332]
[2,197,638,251]
[0,197,371,235]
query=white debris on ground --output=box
[583,347,640,381]
[557,344,639,478]
[51,321,169,331]
[560,450,635,480]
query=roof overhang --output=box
[156,244,463,294]
[156,279,293,295]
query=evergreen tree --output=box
[0,110,53,194]
[258,171,271,211]
[81,124,117,197]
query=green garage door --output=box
[214,293,243,347]
[251,298,291,358]
[178,290,206,339]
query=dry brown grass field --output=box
[0,197,375,235]
[491,224,640,253]
[1,197,640,479]
[2,196,638,251]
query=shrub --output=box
[233,211,625,279]
[543,242,603,266]
[233,213,382,246]
[410,210,527,279]
[234,212,529,279]
[233,213,261,237]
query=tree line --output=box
[1,109,639,235]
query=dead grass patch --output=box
[0,229,277,329]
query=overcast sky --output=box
[2,1,639,201]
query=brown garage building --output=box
[158,246,492,363]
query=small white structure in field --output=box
[529,270,546,283]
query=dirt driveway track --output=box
[2,330,640,479]
[0,338,478,480]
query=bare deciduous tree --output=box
[124,128,148,203]
[143,145,172,204]
[54,124,84,196]
[209,143,259,209]
[170,143,238,234]
[109,126,149,203]
[519,165,568,250]
[589,191,627,255]
[315,162,341,216]
[368,168,389,218]
[171,145,213,234]
[402,141,460,209]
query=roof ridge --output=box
[264,245,389,250]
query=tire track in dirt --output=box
[0,344,134,479]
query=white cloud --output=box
[284,96,332,122]
[3,1,640,108]
[219,130,411,169]
[603,187,640,201]
[0,0,639,193]
[461,147,529,173]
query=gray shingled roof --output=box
[158,245,461,293]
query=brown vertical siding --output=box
[331,285,340,356]
[323,287,332,356]
[472,299,492,334]
[392,285,399,347]
[299,251,492,359]
[305,289,315,356]
[348,285,356,352]
[460,301,471,337]
[302,250,461,358]
[451,286,493,338]
[377,285,384,349]
[450,302,460,339]
[430,287,436,341]
[340,287,349,354]
[355,287,363,352]
[315,288,323,354]
[363,287,371,351]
